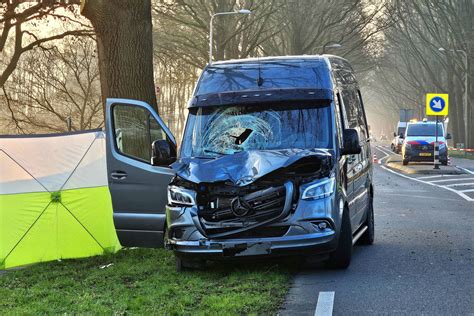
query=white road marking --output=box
[382,193,459,201]
[382,146,400,158]
[377,188,428,192]
[429,177,474,183]
[381,166,474,202]
[456,167,474,175]
[417,174,461,180]
[314,291,335,316]
[445,182,474,187]
[460,189,474,193]
[375,146,392,164]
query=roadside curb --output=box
[385,161,466,175]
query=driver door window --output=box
[113,104,167,163]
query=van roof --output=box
[189,55,352,108]
[209,54,348,67]
[408,121,443,125]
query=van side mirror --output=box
[446,133,452,140]
[399,133,404,139]
[151,139,177,166]
[341,129,361,155]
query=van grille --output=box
[197,184,288,237]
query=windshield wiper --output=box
[203,149,230,156]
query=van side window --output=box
[334,93,344,148]
[341,89,368,140]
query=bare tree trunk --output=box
[81,0,158,114]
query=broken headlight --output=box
[301,177,335,200]
[168,186,196,206]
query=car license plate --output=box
[419,153,432,156]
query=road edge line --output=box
[380,166,473,202]
[314,291,335,316]
[456,166,474,175]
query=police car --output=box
[401,120,451,165]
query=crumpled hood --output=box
[171,148,333,186]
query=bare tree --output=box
[261,0,393,78]
[152,0,280,69]
[1,36,102,133]
[371,0,473,146]
[0,0,92,88]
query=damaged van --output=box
[105,56,374,270]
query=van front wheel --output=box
[326,208,352,269]
[359,196,374,245]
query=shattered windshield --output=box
[181,102,332,158]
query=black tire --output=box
[441,160,448,166]
[359,195,374,245]
[326,208,352,269]
[402,159,408,165]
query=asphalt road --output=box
[280,146,474,315]
[375,144,474,202]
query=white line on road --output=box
[382,193,460,201]
[417,175,461,180]
[381,146,400,158]
[314,291,335,316]
[376,145,392,155]
[445,182,474,187]
[377,188,428,192]
[429,177,474,183]
[460,189,474,193]
[375,146,392,164]
[456,167,474,175]
[380,166,474,202]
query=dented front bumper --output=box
[166,230,336,258]
[165,192,340,259]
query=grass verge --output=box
[0,248,292,314]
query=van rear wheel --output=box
[326,208,352,269]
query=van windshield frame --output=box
[180,101,333,158]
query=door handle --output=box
[111,171,127,180]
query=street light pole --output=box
[439,47,469,146]
[209,9,251,65]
